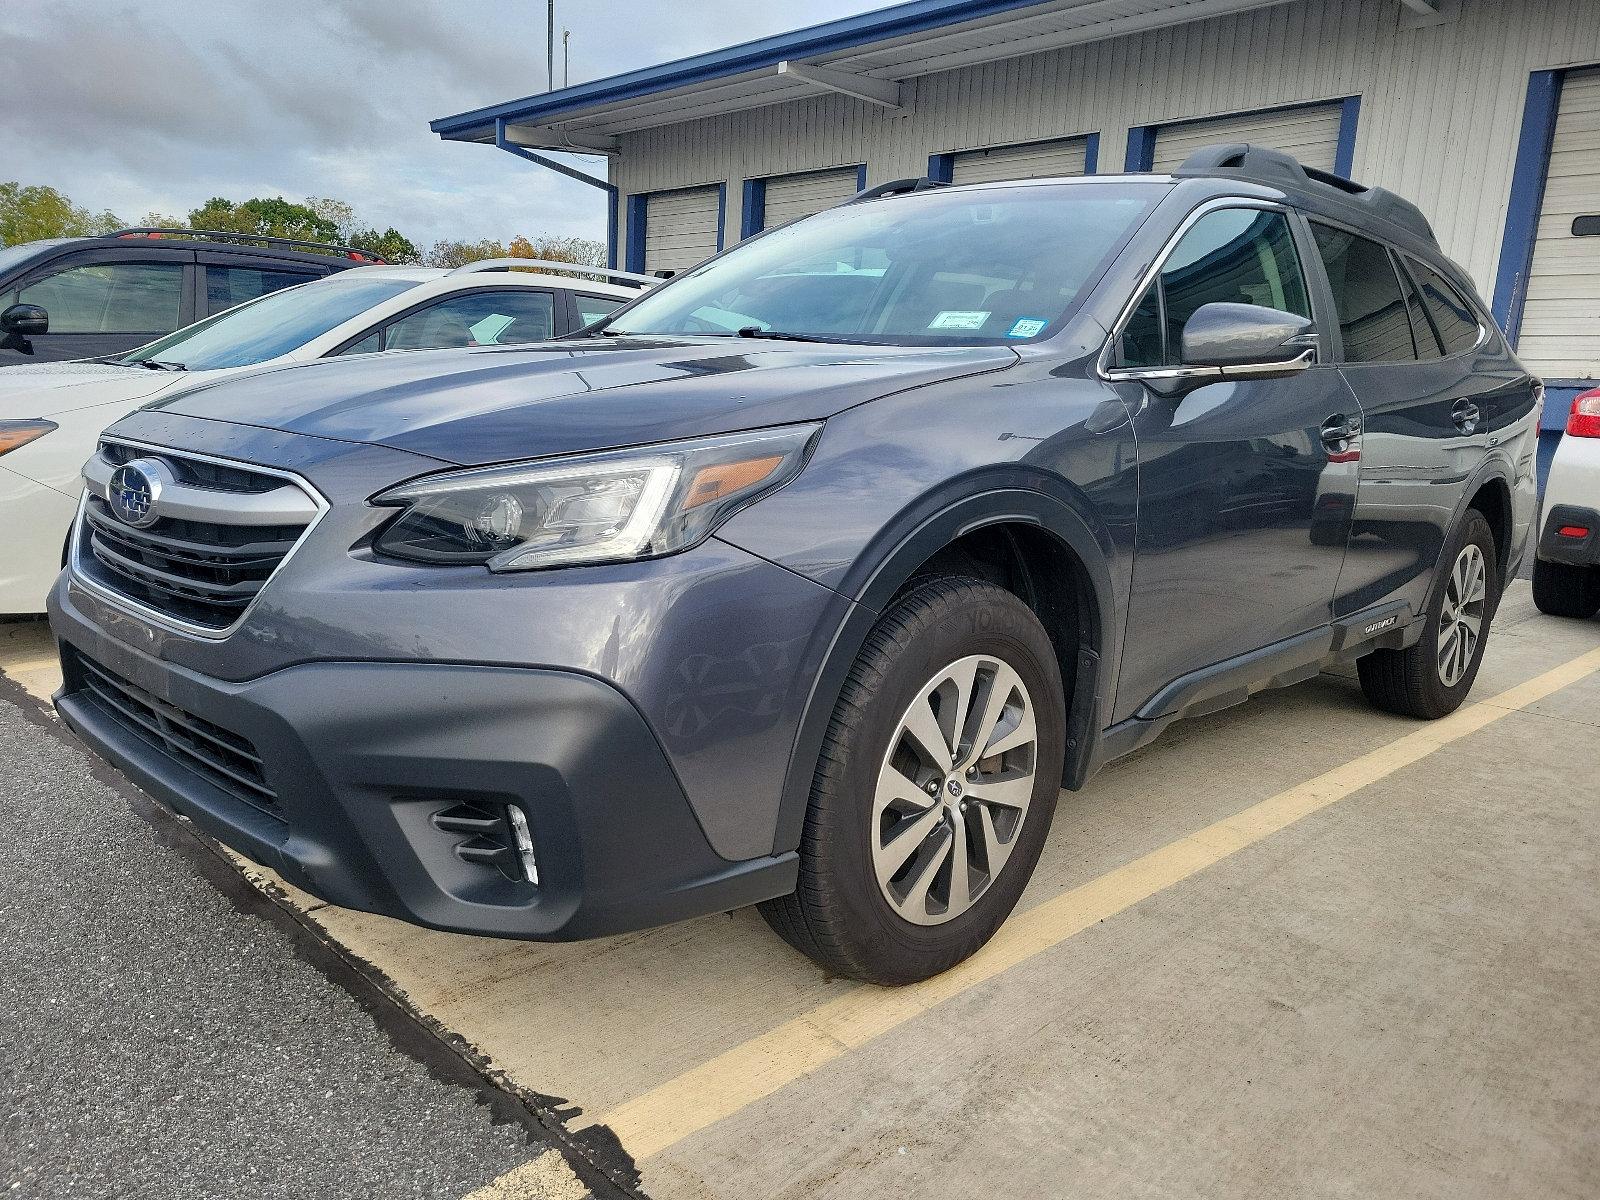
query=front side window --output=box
[1311,224,1417,364]
[604,182,1163,344]
[383,290,556,351]
[1115,207,1309,367]
[575,294,626,327]
[1407,259,1482,356]
[206,266,316,313]
[19,262,185,333]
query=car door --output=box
[1307,223,1489,619]
[333,287,559,355]
[1107,202,1362,723]
[3,250,193,363]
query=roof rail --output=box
[1172,144,1438,247]
[847,177,948,203]
[447,258,658,288]
[108,227,387,263]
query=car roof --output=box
[339,265,637,297]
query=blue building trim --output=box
[1492,69,1565,341]
[624,193,648,273]
[740,178,766,239]
[1334,96,1361,178]
[492,119,620,271]
[715,182,727,252]
[434,0,1060,140]
[1082,132,1100,175]
[606,191,619,270]
[856,163,869,191]
[1124,126,1156,172]
[926,152,954,183]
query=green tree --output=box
[423,238,509,268]
[348,227,421,264]
[0,182,122,246]
[185,196,343,245]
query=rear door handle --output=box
[1452,398,1481,434]
[1321,413,1361,457]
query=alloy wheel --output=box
[1437,543,1488,687]
[871,655,1038,926]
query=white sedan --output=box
[1533,385,1600,618]
[0,260,650,614]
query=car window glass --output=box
[575,294,625,326]
[206,266,315,313]
[1407,259,1481,356]
[1159,209,1309,360]
[385,290,556,351]
[339,330,384,355]
[1311,224,1417,363]
[1118,285,1164,368]
[19,262,185,333]
[607,183,1162,344]
[1396,259,1443,358]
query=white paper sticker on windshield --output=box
[929,310,991,331]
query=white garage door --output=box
[644,186,721,276]
[1517,68,1600,381]
[762,167,862,230]
[951,137,1089,184]
[1151,103,1344,174]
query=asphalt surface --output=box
[0,671,586,1200]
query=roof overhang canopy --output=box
[431,0,1304,156]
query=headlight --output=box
[370,424,819,571]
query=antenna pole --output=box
[546,0,555,91]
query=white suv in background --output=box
[0,261,651,614]
[1533,386,1600,618]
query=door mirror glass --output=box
[1181,302,1312,368]
[0,303,48,336]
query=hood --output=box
[0,361,180,417]
[152,337,1018,465]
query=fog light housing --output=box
[505,804,540,885]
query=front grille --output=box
[76,442,321,633]
[70,650,280,818]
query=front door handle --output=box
[1452,398,1481,434]
[1321,413,1361,458]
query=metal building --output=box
[433,0,1600,443]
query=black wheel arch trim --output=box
[769,479,1125,855]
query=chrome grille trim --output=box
[69,437,330,640]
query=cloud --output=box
[0,0,880,247]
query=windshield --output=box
[122,274,419,370]
[603,182,1163,345]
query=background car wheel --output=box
[1358,509,1500,720]
[760,576,1066,985]
[1532,558,1600,619]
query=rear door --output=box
[3,249,193,362]
[1307,223,1487,618]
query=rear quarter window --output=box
[1407,259,1483,356]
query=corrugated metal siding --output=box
[1150,103,1344,172]
[615,0,1600,301]
[762,166,862,228]
[644,186,721,275]
[1517,67,1600,379]
[951,136,1089,183]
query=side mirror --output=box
[1181,302,1313,372]
[1,303,49,337]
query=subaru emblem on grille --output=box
[108,459,166,529]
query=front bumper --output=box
[50,594,798,940]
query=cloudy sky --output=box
[1,1,883,249]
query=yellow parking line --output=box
[469,646,1600,1194]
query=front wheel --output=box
[1358,509,1500,719]
[760,577,1066,985]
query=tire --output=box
[1358,509,1500,719]
[759,576,1066,985]
[1532,557,1600,619]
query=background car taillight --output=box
[1567,387,1600,438]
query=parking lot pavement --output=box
[4,584,1599,1199]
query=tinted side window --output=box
[575,294,626,326]
[207,266,315,312]
[1161,209,1310,356]
[1398,262,1443,358]
[1311,225,1416,363]
[384,290,555,351]
[19,262,185,333]
[1408,259,1482,356]
[1118,286,1164,368]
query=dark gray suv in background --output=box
[50,146,1539,984]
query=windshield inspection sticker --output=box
[1006,317,1048,339]
[929,310,991,331]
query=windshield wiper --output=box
[134,359,187,371]
[735,326,837,343]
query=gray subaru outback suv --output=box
[50,146,1539,984]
